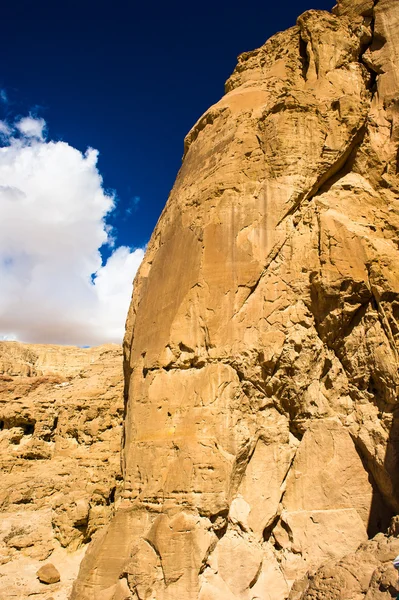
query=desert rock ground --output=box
[0,342,124,599]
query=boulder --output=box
[37,562,60,584]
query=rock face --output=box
[0,342,123,599]
[289,530,399,600]
[72,0,399,598]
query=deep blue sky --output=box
[1,0,333,258]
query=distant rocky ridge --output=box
[0,342,124,599]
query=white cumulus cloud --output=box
[16,116,46,140]
[0,121,11,137]
[0,116,145,346]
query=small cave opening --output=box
[365,66,378,92]
[107,486,116,506]
[367,376,379,397]
[75,522,91,544]
[23,422,35,435]
[210,509,228,539]
[288,420,304,442]
[0,421,4,431]
[14,496,33,505]
[299,35,309,80]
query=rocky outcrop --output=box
[72,0,399,598]
[289,529,399,600]
[0,342,123,599]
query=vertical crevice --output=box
[299,35,309,81]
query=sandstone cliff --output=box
[72,0,399,598]
[0,342,123,599]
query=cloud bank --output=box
[0,117,144,346]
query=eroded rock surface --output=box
[0,342,123,599]
[289,531,399,600]
[73,0,399,598]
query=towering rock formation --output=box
[73,0,399,598]
[0,342,124,599]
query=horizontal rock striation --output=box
[0,342,123,600]
[73,0,399,598]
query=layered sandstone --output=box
[73,0,399,598]
[0,342,123,599]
